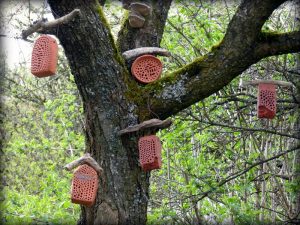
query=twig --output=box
[118,118,172,136]
[64,153,103,175]
[200,120,299,139]
[185,111,299,139]
[167,19,202,55]
[21,9,81,39]
[259,205,289,218]
[122,47,171,61]
[0,34,34,43]
[194,145,300,202]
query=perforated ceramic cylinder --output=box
[257,83,277,119]
[31,35,58,77]
[131,55,162,84]
[138,135,162,171]
[71,164,98,207]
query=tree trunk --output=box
[45,0,300,224]
[47,1,170,224]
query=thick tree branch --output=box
[21,9,81,39]
[221,0,287,49]
[255,31,300,59]
[133,0,298,120]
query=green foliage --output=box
[1,60,84,224]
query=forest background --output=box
[0,0,299,224]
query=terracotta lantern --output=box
[138,135,162,171]
[31,35,58,77]
[257,83,277,119]
[71,164,98,207]
[131,55,162,84]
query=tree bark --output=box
[117,0,172,52]
[47,0,172,224]
[47,1,150,224]
[45,0,300,224]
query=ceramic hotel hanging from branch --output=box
[138,135,162,171]
[31,35,58,77]
[118,118,172,172]
[257,83,277,119]
[71,164,98,207]
[239,78,294,120]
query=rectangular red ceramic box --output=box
[71,164,98,207]
[31,35,58,77]
[257,83,277,119]
[138,135,162,171]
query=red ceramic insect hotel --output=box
[31,35,58,77]
[131,55,162,84]
[71,164,98,207]
[138,135,162,171]
[257,83,277,119]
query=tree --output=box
[292,1,300,220]
[20,0,300,224]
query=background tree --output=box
[1,0,300,224]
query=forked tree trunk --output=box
[47,1,170,224]
[46,0,300,224]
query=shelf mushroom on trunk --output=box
[120,1,151,28]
